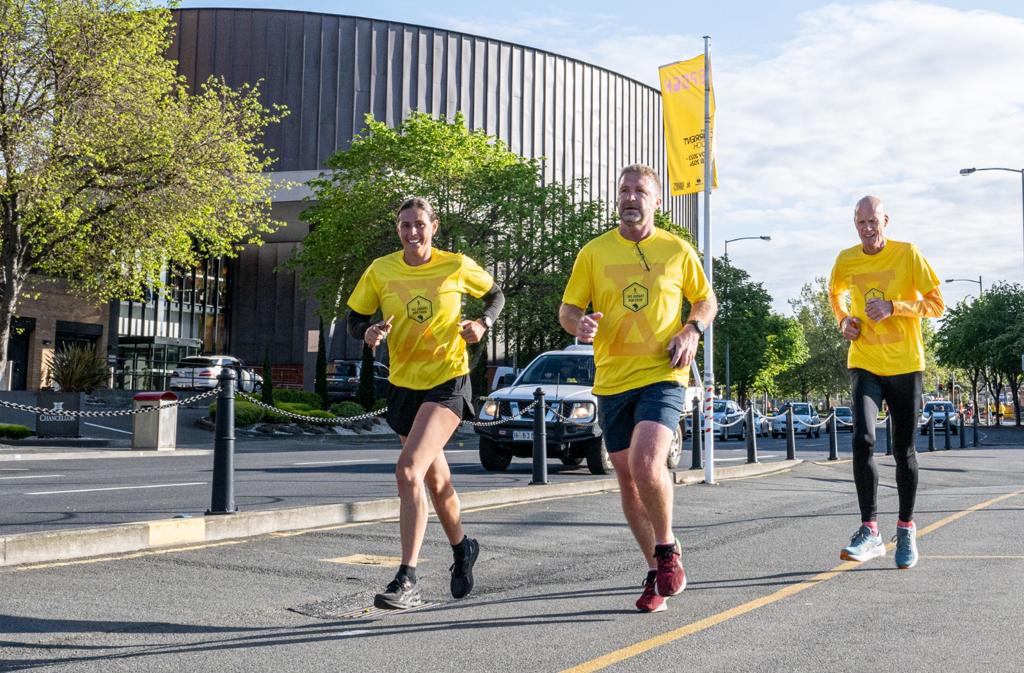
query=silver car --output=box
[771,402,822,438]
[170,355,262,393]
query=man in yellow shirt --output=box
[560,164,717,613]
[828,195,943,570]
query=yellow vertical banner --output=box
[659,55,717,195]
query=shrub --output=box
[273,390,325,408]
[330,401,366,418]
[277,402,320,414]
[0,423,32,440]
[46,344,108,393]
[371,398,387,412]
[208,400,264,426]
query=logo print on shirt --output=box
[850,271,899,346]
[407,295,433,324]
[622,283,650,312]
[604,263,663,355]
[387,277,447,362]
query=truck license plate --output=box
[512,430,533,442]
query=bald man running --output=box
[828,195,944,570]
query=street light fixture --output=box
[944,276,983,297]
[959,166,1024,277]
[721,234,772,401]
[724,235,772,259]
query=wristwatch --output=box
[686,319,705,336]
[479,315,494,329]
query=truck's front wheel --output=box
[479,437,512,471]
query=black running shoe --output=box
[450,537,479,599]
[373,577,424,610]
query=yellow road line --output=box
[559,488,1024,673]
[925,555,1024,560]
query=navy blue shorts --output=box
[596,382,686,453]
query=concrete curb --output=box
[0,449,212,462]
[1,459,802,568]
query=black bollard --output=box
[885,415,893,456]
[785,406,796,461]
[927,414,935,452]
[530,388,548,485]
[745,406,758,464]
[691,397,703,470]
[959,412,966,449]
[972,412,980,447]
[208,369,237,515]
[943,411,951,450]
[828,411,839,461]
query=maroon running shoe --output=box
[654,538,687,597]
[635,571,666,613]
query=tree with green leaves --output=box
[935,298,987,422]
[787,278,849,406]
[751,314,809,404]
[293,112,676,369]
[712,256,772,406]
[0,0,285,386]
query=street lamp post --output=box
[944,275,983,297]
[959,167,1024,277]
[722,235,771,401]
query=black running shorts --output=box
[385,374,475,437]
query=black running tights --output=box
[850,368,923,522]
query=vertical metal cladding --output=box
[169,8,697,233]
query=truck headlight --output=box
[569,402,596,422]
[480,399,499,420]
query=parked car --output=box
[685,399,747,440]
[474,345,683,475]
[326,359,391,402]
[752,407,771,437]
[170,355,262,393]
[829,406,854,433]
[770,401,822,438]
[920,400,959,435]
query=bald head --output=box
[853,195,888,254]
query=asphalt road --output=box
[2,448,1021,672]
[1,426,874,536]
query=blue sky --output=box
[182,1,1024,313]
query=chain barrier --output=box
[0,386,222,418]
[470,400,540,427]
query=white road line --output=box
[0,468,30,471]
[27,482,206,496]
[83,422,133,435]
[445,450,476,454]
[0,474,64,480]
[291,459,379,466]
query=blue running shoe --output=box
[893,526,919,569]
[840,525,885,562]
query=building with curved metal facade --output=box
[157,8,696,386]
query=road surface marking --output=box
[558,488,1024,673]
[83,422,132,435]
[323,554,406,567]
[26,482,206,495]
[0,474,63,480]
[292,459,379,466]
[925,555,1024,560]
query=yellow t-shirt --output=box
[347,249,494,390]
[562,227,712,395]
[828,240,940,375]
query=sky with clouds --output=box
[182,1,1024,314]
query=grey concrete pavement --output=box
[1,447,1021,672]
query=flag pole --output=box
[701,35,716,485]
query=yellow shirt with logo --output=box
[828,240,942,376]
[562,227,712,395]
[347,249,494,390]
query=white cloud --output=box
[446,1,1024,312]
